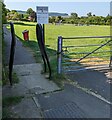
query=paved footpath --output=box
[3,25,59,118]
[3,24,112,118]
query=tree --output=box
[105,15,112,25]
[69,19,75,24]
[2,2,7,23]
[71,12,78,18]
[55,17,59,23]
[11,10,17,13]
[57,16,63,21]
[23,14,29,19]
[87,12,92,17]
[93,16,101,25]
[6,8,10,13]
[30,11,36,22]
[12,12,21,20]
[26,8,33,15]
[49,16,56,23]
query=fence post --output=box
[57,36,63,74]
[109,56,112,67]
[109,35,112,67]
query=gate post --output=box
[109,56,112,67]
[57,36,63,74]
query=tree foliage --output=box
[71,13,78,18]
[87,12,92,17]
[2,2,7,24]
[26,8,33,15]
[4,5,112,26]
[29,11,36,22]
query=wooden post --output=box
[57,36,63,74]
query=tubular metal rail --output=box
[9,22,16,85]
[36,24,51,79]
[57,36,112,74]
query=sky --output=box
[4,1,111,17]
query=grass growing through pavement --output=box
[2,68,19,85]
[3,96,24,107]
[7,21,110,86]
[2,96,24,118]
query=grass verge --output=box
[17,35,66,87]
[3,96,24,107]
[15,33,65,87]
[2,66,19,86]
[2,96,24,118]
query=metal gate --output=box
[57,36,112,74]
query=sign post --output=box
[36,6,48,44]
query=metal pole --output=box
[43,24,45,44]
[9,22,16,86]
[57,36,63,74]
[109,56,112,67]
[109,36,112,68]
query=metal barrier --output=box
[57,36,112,74]
[9,22,16,85]
[36,24,51,79]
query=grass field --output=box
[13,21,110,51]
[13,21,111,58]
[7,21,111,85]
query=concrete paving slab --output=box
[13,63,59,93]
[36,84,110,118]
[3,63,60,97]
[3,84,28,97]
[13,63,41,76]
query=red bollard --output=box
[22,30,29,41]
